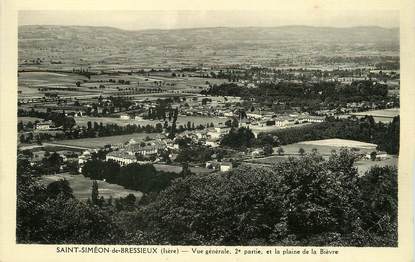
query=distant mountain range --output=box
[18,25,399,68]
[19,25,399,43]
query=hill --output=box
[18,25,399,69]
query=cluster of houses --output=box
[105,138,168,166]
[35,120,55,130]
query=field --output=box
[275,139,377,156]
[18,69,230,100]
[74,116,229,128]
[154,163,213,175]
[352,108,399,117]
[74,116,159,127]
[48,133,161,149]
[177,116,229,127]
[246,138,397,174]
[248,154,398,174]
[351,108,399,123]
[28,145,84,153]
[252,123,312,134]
[18,71,92,97]
[18,116,43,123]
[354,156,398,174]
[40,173,143,200]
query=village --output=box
[18,69,399,199]
[12,15,402,247]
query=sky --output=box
[18,10,399,30]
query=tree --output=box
[370,151,377,161]
[18,121,24,131]
[91,180,99,206]
[26,121,33,129]
[298,147,305,156]
[224,119,232,128]
[180,162,191,176]
[141,164,284,245]
[263,144,273,156]
[16,149,398,246]
[46,179,73,200]
[221,127,255,149]
[16,158,124,244]
[62,116,76,130]
[358,166,398,246]
[41,152,63,174]
[277,147,284,156]
[168,123,176,139]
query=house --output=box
[238,118,251,128]
[205,140,219,148]
[206,160,220,170]
[220,162,233,172]
[32,150,47,162]
[305,116,325,123]
[246,113,263,120]
[78,150,92,173]
[35,120,54,130]
[126,144,160,156]
[120,114,130,120]
[274,118,291,127]
[57,150,81,162]
[194,130,207,139]
[251,148,264,157]
[106,151,137,166]
[365,151,389,160]
[297,115,325,124]
[207,126,230,140]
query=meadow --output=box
[271,138,377,156]
[74,115,228,128]
[351,108,399,123]
[248,138,397,174]
[40,173,143,200]
[48,133,161,149]
[18,116,43,123]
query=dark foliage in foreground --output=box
[16,150,397,246]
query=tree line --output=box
[201,80,393,108]
[82,160,186,193]
[220,116,399,155]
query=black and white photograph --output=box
[11,6,403,248]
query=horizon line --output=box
[18,24,400,32]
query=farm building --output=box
[35,120,54,130]
[106,151,138,166]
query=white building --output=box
[220,162,233,172]
[78,150,92,173]
[205,140,220,148]
[207,126,231,140]
[35,120,54,130]
[120,114,131,120]
[106,151,137,166]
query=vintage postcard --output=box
[0,0,413,261]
